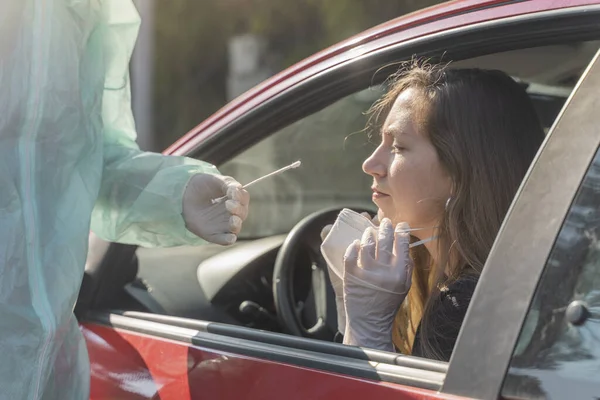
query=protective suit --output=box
[0,1,240,398]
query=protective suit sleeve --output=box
[90,0,218,247]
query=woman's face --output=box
[363,88,452,236]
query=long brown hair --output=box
[368,59,545,358]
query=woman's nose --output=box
[363,146,386,178]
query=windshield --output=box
[218,88,382,238]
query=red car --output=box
[77,0,600,398]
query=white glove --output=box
[342,219,413,352]
[182,173,249,246]
[320,212,378,334]
[320,223,345,334]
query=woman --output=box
[327,60,545,361]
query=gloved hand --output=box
[182,173,250,246]
[342,219,413,352]
[320,212,379,334]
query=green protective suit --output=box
[0,1,218,398]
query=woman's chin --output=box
[376,208,394,223]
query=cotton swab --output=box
[211,160,302,204]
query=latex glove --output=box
[320,212,379,334]
[342,219,413,352]
[182,173,249,245]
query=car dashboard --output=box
[129,235,304,333]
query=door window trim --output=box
[86,312,446,390]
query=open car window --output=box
[217,72,574,240]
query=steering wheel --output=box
[272,206,373,340]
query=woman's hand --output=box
[320,211,380,334]
[341,218,413,352]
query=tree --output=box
[149,0,448,150]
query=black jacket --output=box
[411,275,478,361]
[334,274,478,362]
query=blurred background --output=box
[130,0,448,152]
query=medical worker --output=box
[0,1,249,398]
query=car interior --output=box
[77,38,600,354]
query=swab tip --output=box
[291,160,301,168]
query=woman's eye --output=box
[393,145,406,153]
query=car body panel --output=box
[165,0,600,157]
[85,323,465,400]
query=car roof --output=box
[166,0,600,156]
